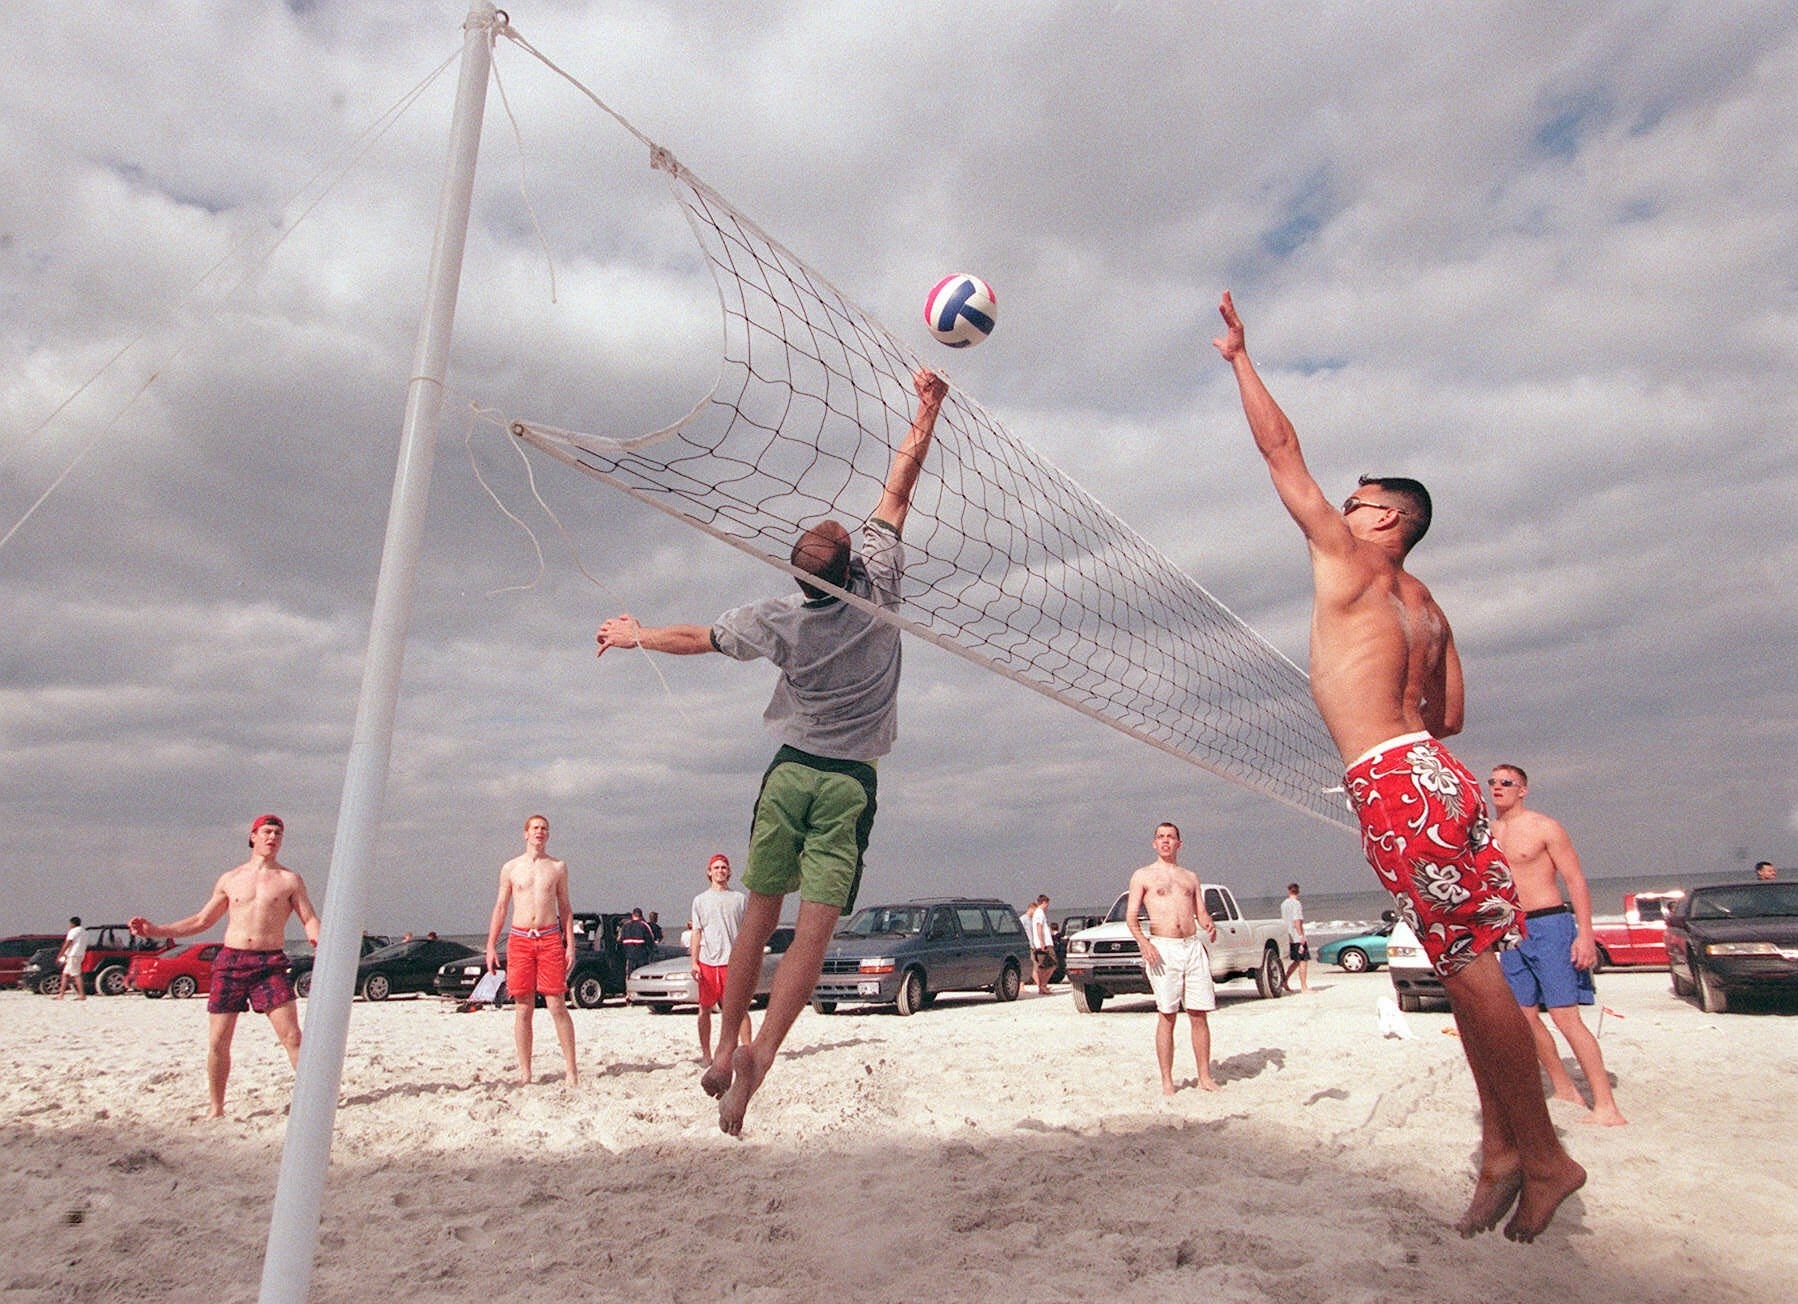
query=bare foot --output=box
[1504,1157,1587,1243]
[1160,1079,1177,1097]
[717,1044,764,1137]
[1584,1103,1627,1127]
[1456,1164,1523,1238]
[700,1056,733,1100]
[1549,1086,1585,1105]
[1196,1077,1221,1092]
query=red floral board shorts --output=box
[1345,732,1522,978]
[207,947,296,1015]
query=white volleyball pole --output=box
[258,4,497,1300]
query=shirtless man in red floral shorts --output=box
[1215,292,1585,1242]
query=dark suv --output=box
[20,925,171,996]
[0,934,64,989]
[810,898,1029,1015]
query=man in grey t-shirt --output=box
[689,854,750,1063]
[596,366,948,1136]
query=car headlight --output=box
[1067,939,1089,956]
[858,958,895,975]
[1704,942,1784,957]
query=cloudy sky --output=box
[4,2,1794,939]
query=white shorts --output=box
[1143,933,1215,1013]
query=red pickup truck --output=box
[1589,891,1684,971]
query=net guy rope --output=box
[505,58,1347,829]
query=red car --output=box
[129,941,223,999]
[1589,891,1684,971]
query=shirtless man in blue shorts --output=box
[596,366,948,1136]
[131,815,320,1117]
[1489,764,1626,1126]
[1215,292,1585,1241]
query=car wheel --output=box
[169,974,199,1000]
[993,960,1022,1003]
[1696,964,1728,1014]
[1072,983,1107,1013]
[1255,945,1285,998]
[37,973,61,996]
[362,972,391,1002]
[572,975,606,1009]
[1589,948,1608,976]
[294,971,313,999]
[810,999,837,1015]
[1338,948,1369,974]
[95,964,129,997]
[1669,959,1694,996]
[893,969,924,1016]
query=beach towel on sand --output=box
[469,970,504,1005]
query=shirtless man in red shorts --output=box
[131,814,320,1118]
[1214,292,1585,1242]
[486,814,579,1086]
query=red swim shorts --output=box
[695,961,728,1010]
[506,928,568,998]
[1345,732,1522,977]
[207,947,296,1015]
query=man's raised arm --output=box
[595,614,716,658]
[873,367,948,535]
[1212,291,1349,554]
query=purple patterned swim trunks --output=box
[207,946,296,1014]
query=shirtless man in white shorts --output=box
[1126,822,1220,1095]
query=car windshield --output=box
[1104,895,1149,925]
[361,940,421,963]
[1688,884,1798,920]
[837,906,924,937]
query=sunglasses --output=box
[1488,778,1518,789]
[1342,496,1413,519]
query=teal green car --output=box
[1316,923,1394,973]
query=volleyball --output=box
[924,273,997,348]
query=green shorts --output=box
[742,746,878,911]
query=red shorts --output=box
[207,947,296,1015]
[506,928,568,998]
[1345,733,1522,977]
[695,961,728,1010]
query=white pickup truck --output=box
[1062,884,1288,1012]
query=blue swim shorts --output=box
[1500,907,1596,1009]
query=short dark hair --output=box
[1155,821,1181,839]
[70,916,81,927]
[1287,883,1300,895]
[1357,475,1432,549]
[1493,763,1528,785]
[792,521,852,600]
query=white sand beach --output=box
[2,968,1792,1303]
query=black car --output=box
[288,933,393,998]
[1666,881,1798,1013]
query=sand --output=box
[1,968,1792,1303]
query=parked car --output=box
[1062,884,1286,1012]
[0,934,64,989]
[338,937,477,1001]
[20,925,171,996]
[1665,881,1798,1014]
[129,942,223,998]
[1317,920,1396,973]
[626,926,797,1012]
[289,933,393,998]
[1590,891,1684,971]
[1386,918,1448,1011]
[810,898,1029,1015]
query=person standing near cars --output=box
[1281,883,1311,993]
[129,815,320,1117]
[1488,765,1627,1127]
[55,916,87,1001]
[690,854,752,1064]
[1126,823,1220,1095]
[485,814,578,1087]
[619,908,658,974]
[1025,895,1056,994]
